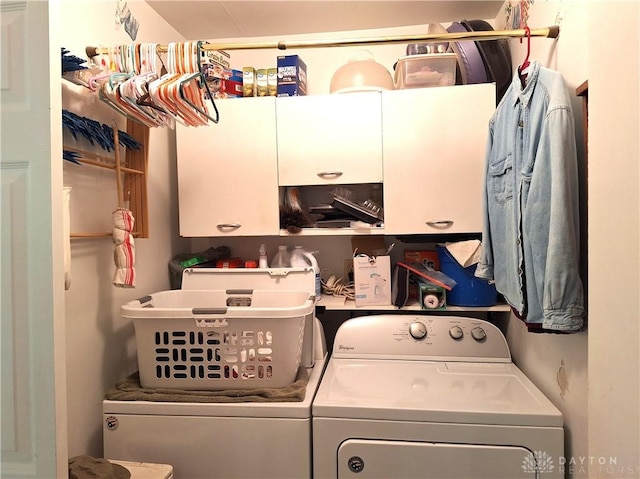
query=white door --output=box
[1,1,68,478]
[176,97,280,237]
[382,85,495,234]
[338,440,540,478]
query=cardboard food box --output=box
[267,67,278,96]
[277,55,307,96]
[404,250,439,299]
[256,68,269,97]
[404,250,439,270]
[215,69,243,99]
[242,67,256,97]
[199,47,231,96]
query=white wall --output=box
[499,2,640,478]
[60,0,188,457]
[59,3,640,474]
[587,2,640,478]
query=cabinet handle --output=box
[426,220,454,229]
[217,223,241,231]
[317,171,343,179]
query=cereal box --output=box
[267,68,277,96]
[277,55,307,96]
[243,67,256,97]
[256,68,268,97]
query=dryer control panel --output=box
[332,315,511,362]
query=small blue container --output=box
[436,246,497,307]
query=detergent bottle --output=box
[290,246,322,299]
[270,245,291,268]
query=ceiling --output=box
[145,1,505,40]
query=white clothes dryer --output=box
[103,267,326,479]
[313,315,564,479]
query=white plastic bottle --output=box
[259,244,268,268]
[270,245,290,267]
[290,246,322,299]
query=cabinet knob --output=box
[317,171,343,179]
[426,220,454,229]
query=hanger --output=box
[194,40,219,123]
[151,41,218,126]
[518,26,531,88]
[146,42,197,127]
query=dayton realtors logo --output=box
[524,452,636,476]
[522,450,555,474]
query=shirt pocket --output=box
[488,154,514,204]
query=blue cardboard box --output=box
[277,55,307,96]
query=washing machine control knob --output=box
[471,326,487,341]
[409,321,428,340]
[449,325,464,340]
[348,456,365,473]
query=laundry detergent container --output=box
[436,247,497,307]
[122,289,314,390]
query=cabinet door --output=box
[176,97,279,236]
[276,92,383,186]
[382,84,495,235]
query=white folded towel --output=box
[445,240,482,268]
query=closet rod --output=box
[86,25,559,57]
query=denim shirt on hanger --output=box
[475,61,585,332]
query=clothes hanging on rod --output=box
[475,61,585,333]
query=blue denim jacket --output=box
[475,61,585,331]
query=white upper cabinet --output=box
[276,92,383,186]
[176,97,280,237]
[381,84,495,235]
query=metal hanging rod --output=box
[86,25,559,58]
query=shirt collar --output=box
[511,61,540,108]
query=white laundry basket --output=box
[122,289,314,390]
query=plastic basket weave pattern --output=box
[123,290,312,390]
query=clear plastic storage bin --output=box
[394,53,457,89]
[122,289,314,390]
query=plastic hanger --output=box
[518,26,531,88]
[193,40,219,123]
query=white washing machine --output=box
[313,315,564,479]
[103,268,326,479]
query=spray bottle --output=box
[259,244,268,268]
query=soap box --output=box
[404,250,439,299]
[404,250,439,270]
[277,55,307,96]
